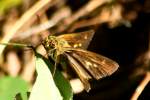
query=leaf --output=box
[29,53,63,100]
[54,68,73,100]
[15,92,30,100]
[0,76,29,100]
[43,54,73,100]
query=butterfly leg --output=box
[52,53,60,77]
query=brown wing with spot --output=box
[57,30,95,49]
[66,49,119,80]
[64,53,92,92]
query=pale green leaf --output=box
[43,55,73,100]
[29,53,63,100]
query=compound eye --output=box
[49,41,55,47]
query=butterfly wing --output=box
[64,53,92,92]
[66,49,119,80]
[57,30,94,49]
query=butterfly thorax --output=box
[42,35,70,57]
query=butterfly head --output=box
[42,36,57,51]
[42,35,70,54]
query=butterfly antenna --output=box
[0,42,33,48]
[0,42,36,52]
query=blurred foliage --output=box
[0,0,22,15]
[0,76,29,100]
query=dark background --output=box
[66,0,150,99]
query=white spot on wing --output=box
[84,35,88,39]
[85,61,92,69]
[73,43,82,48]
[73,44,78,48]
[78,43,82,47]
[93,64,98,68]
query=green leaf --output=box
[29,53,63,100]
[31,53,73,100]
[54,68,73,100]
[15,92,30,100]
[42,54,73,100]
[0,76,29,100]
